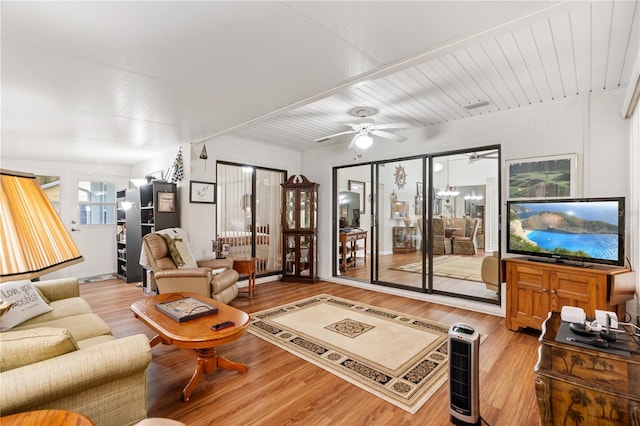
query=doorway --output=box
[334,146,501,305]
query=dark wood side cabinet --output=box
[392,226,417,254]
[281,175,318,283]
[116,189,142,283]
[535,312,640,425]
[505,257,630,331]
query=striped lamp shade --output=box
[1,169,83,282]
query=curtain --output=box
[216,163,284,274]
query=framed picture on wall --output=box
[189,181,216,204]
[506,154,578,199]
[157,192,175,212]
[348,180,366,214]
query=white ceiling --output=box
[1,1,638,166]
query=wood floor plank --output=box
[79,278,539,425]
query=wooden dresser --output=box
[535,312,640,425]
[504,257,629,331]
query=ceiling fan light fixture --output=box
[354,133,373,149]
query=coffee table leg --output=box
[218,355,248,373]
[149,335,163,348]
[182,348,248,402]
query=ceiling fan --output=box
[467,150,499,163]
[313,107,411,150]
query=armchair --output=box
[141,230,239,304]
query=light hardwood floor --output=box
[80,278,539,426]
[340,251,499,301]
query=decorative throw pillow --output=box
[0,280,53,331]
[0,327,79,371]
[162,234,198,269]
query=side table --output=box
[1,410,94,425]
[233,257,257,298]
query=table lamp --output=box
[1,169,84,284]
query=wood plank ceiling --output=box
[231,1,639,149]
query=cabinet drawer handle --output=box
[542,288,548,292]
[551,290,556,294]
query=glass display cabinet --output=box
[281,175,318,282]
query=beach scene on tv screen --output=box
[509,201,619,261]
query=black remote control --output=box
[211,320,234,331]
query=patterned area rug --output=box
[391,255,483,282]
[248,294,453,413]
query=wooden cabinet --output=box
[392,226,417,254]
[116,189,142,283]
[505,257,630,331]
[281,175,318,283]
[535,312,640,425]
[339,230,367,272]
[138,181,179,292]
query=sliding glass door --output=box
[373,157,426,290]
[216,162,285,276]
[334,146,501,305]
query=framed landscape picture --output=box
[506,154,578,200]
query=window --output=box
[78,181,116,225]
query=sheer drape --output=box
[216,163,284,274]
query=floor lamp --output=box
[0,169,84,284]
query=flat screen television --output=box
[506,197,625,267]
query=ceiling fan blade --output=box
[347,134,359,150]
[313,129,357,143]
[372,122,411,130]
[371,130,407,142]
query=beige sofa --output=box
[0,278,151,426]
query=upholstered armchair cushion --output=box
[144,233,178,271]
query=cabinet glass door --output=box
[300,235,311,277]
[299,188,311,229]
[284,189,296,230]
[284,234,297,276]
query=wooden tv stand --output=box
[504,257,630,331]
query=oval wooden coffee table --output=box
[131,292,249,401]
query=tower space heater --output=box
[448,323,480,426]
